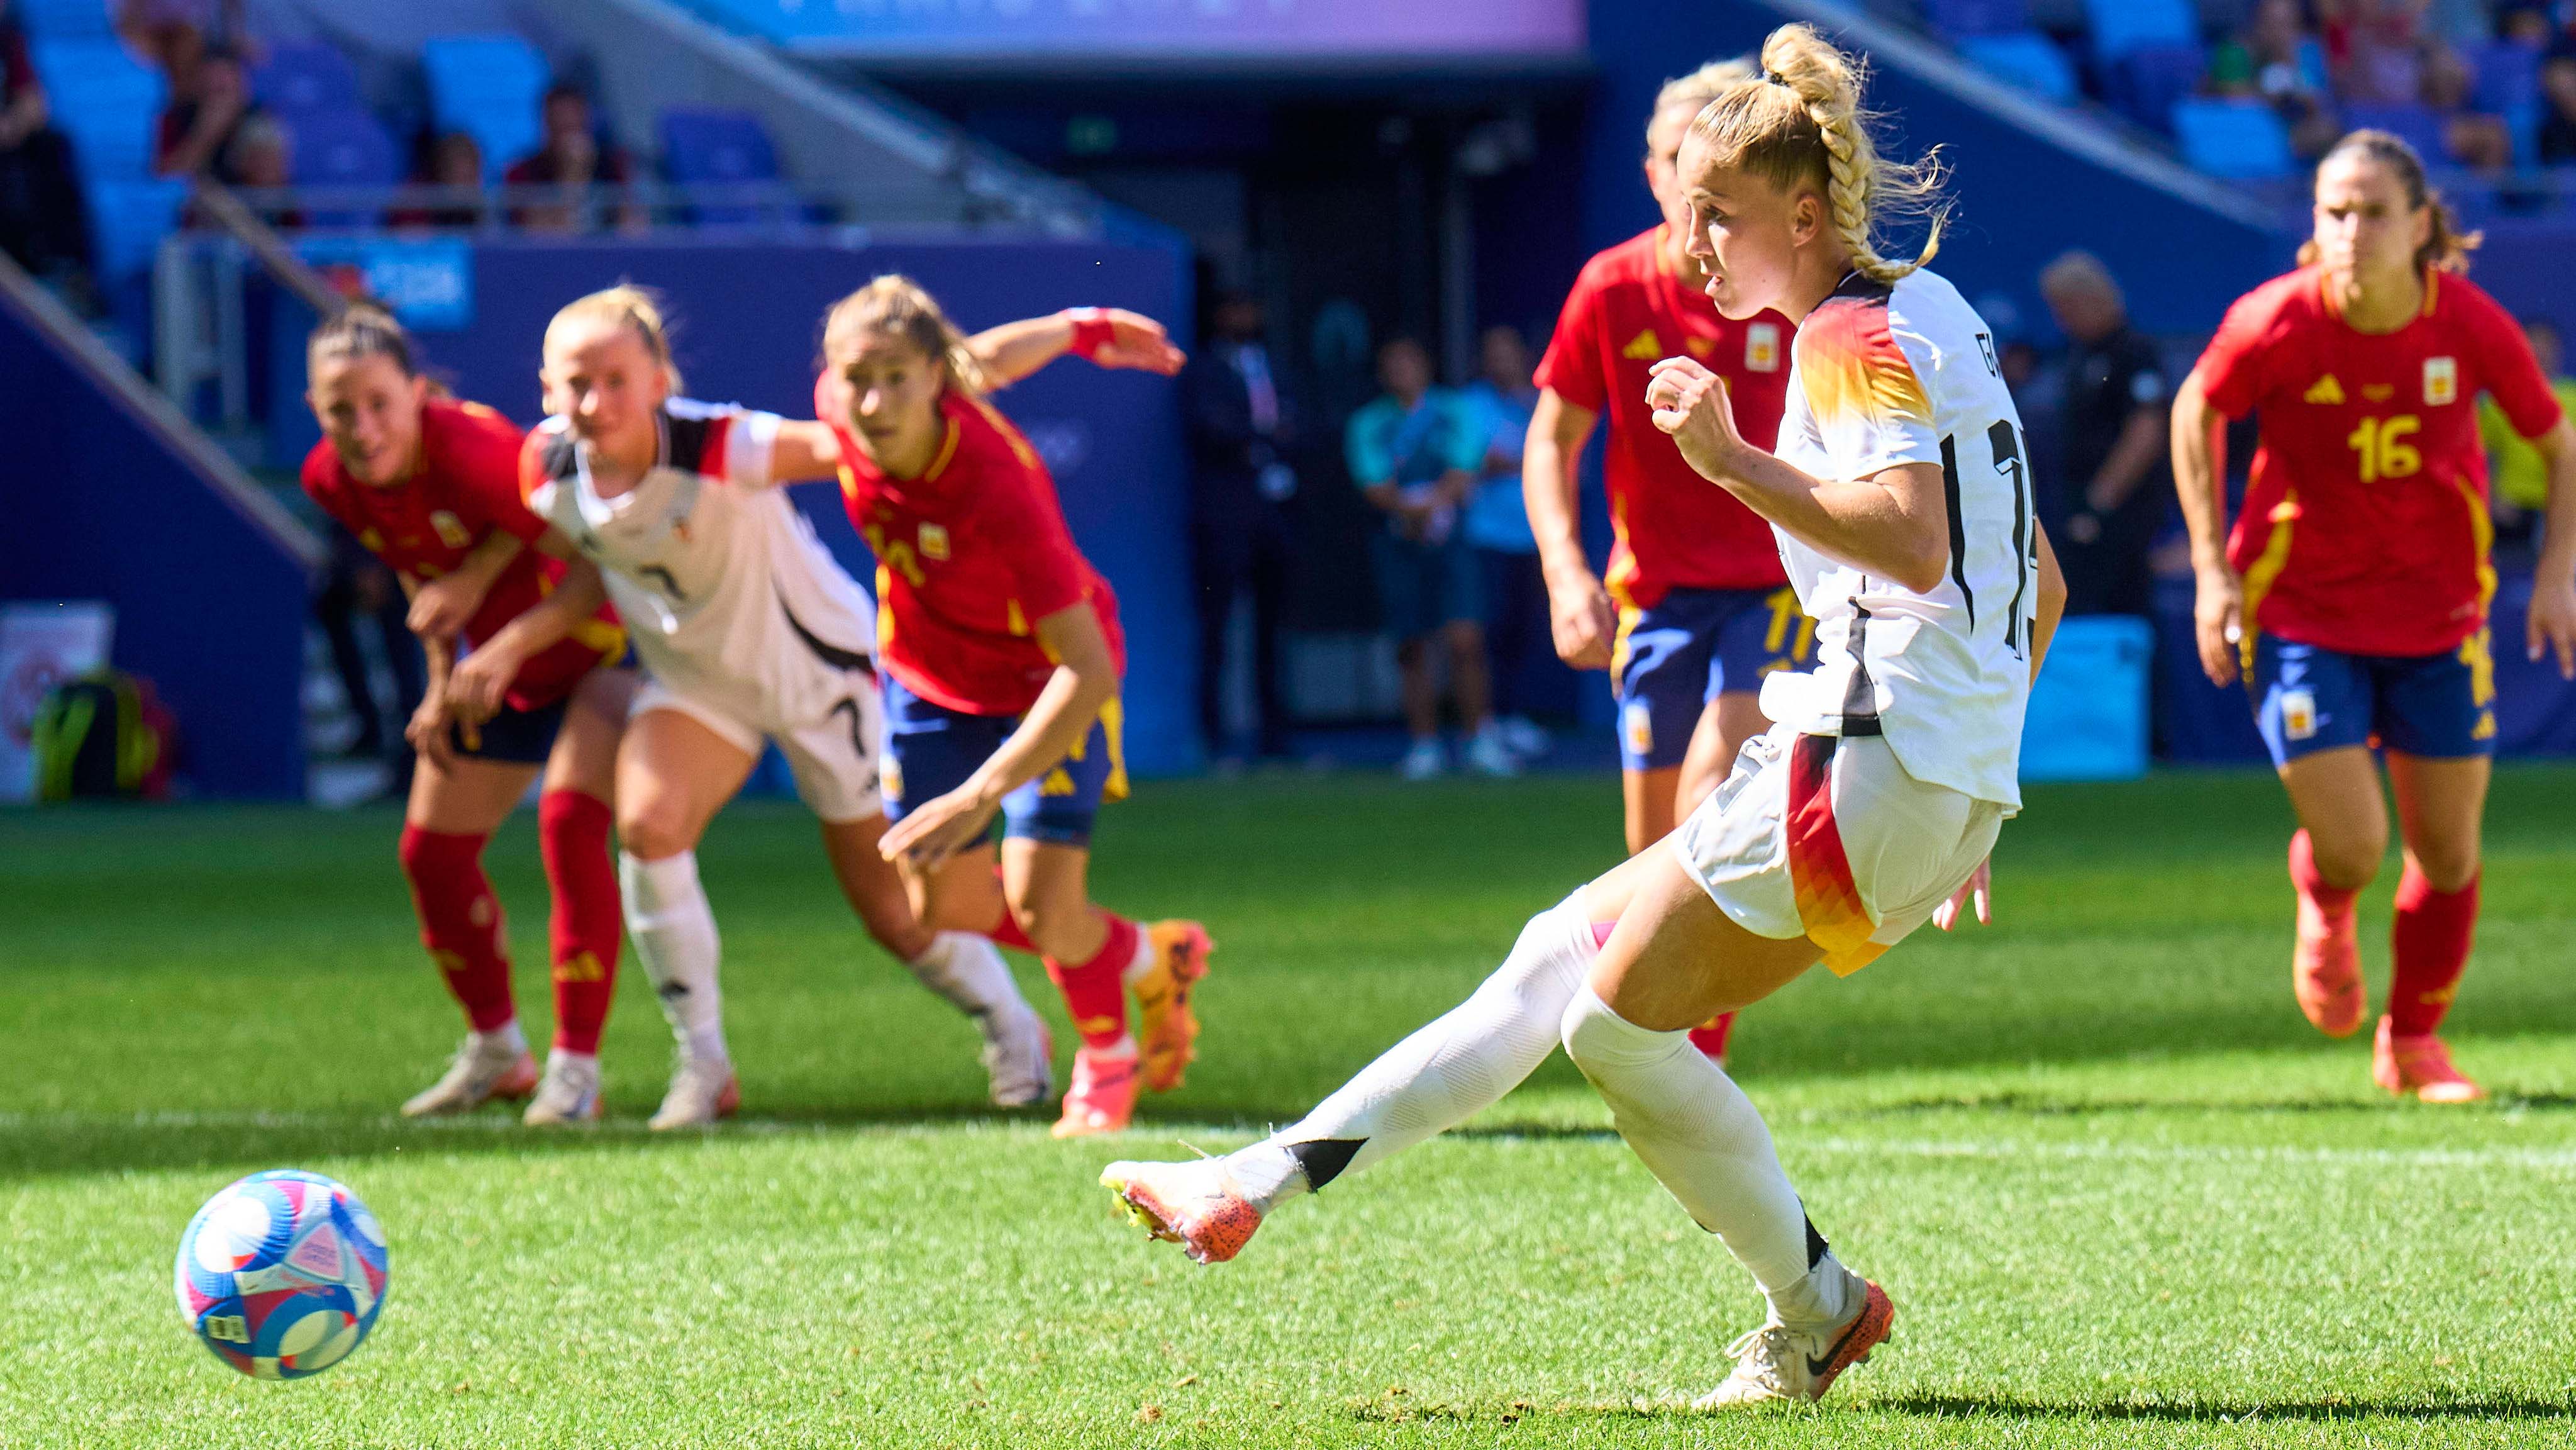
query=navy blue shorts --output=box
[880,675,1128,847]
[1370,530,1482,640]
[445,695,567,766]
[1611,586,1817,772]
[2250,631,2496,768]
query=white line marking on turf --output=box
[1799,1136,2576,1171]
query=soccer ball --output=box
[174,1169,389,1378]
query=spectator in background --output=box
[2421,46,2512,171]
[2541,55,2576,164]
[1457,325,1550,763]
[313,519,424,779]
[506,83,636,233]
[391,132,487,231]
[155,43,250,180]
[224,111,294,228]
[1346,337,1513,781]
[2040,252,2172,618]
[1179,289,1299,768]
[116,0,248,60]
[2482,317,2576,544]
[2325,0,2431,106]
[2214,0,2343,157]
[0,0,96,301]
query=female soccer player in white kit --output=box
[1102,25,2066,1408]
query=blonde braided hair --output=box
[1689,24,1949,286]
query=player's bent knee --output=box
[617,805,699,863]
[2412,848,2480,894]
[1560,988,1666,1074]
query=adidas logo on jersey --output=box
[2303,374,2345,405]
[1621,328,1663,361]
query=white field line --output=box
[7,1113,2576,1173]
[1797,1135,2576,1171]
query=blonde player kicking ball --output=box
[1105,25,2065,1408]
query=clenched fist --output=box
[1645,356,1748,484]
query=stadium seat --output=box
[30,40,164,183]
[2468,40,2544,165]
[253,43,363,115]
[420,33,550,182]
[1957,33,2078,104]
[283,105,402,228]
[662,108,783,225]
[84,177,187,282]
[2082,0,2195,62]
[1924,0,2028,38]
[15,0,113,40]
[2172,97,2294,179]
[2338,103,2450,164]
[2107,43,2206,135]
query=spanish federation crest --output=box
[2424,356,2457,406]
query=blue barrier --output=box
[0,272,316,799]
[2023,615,2152,781]
[270,235,1199,776]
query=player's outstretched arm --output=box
[2526,414,2576,678]
[967,309,1187,389]
[2168,367,2241,688]
[880,601,1120,866]
[2030,520,2067,682]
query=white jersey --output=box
[1758,268,2039,810]
[524,399,880,732]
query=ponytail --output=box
[1689,23,1950,286]
[819,274,989,396]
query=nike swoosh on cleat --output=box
[1807,1316,1868,1380]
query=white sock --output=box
[620,850,728,1066]
[476,1019,528,1056]
[546,1047,597,1068]
[1559,985,1857,1330]
[1224,893,1598,1213]
[905,932,1030,1021]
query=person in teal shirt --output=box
[1346,337,1515,779]
[1457,325,1550,762]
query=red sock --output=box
[1689,1012,1739,1060]
[984,867,1040,952]
[397,825,516,1034]
[1045,912,1139,1050]
[2289,829,2359,919]
[538,790,620,1056]
[2388,864,2477,1037]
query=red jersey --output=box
[823,385,1125,717]
[2196,267,2563,657]
[1534,225,1795,606]
[302,398,625,711]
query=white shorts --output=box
[631,678,885,825]
[1672,722,2003,975]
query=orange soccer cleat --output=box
[1133,920,1213,1093]
[1695,1280,1896,1408]
[2292,886,2365,1038]
[1052,1044,1141,1138]
[1100,1156,1264,1264]
[2372,1017,2485,1103]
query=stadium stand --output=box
[419,33,550,185]
[2174,94,2299,176]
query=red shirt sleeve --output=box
[1534,264,1609,413]
[2193,284,2287,421]
[443,404,550,543]
[2459,282,2567,440]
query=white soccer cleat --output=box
[1464,725,1521,778]
[979,1001,1055,1108]
[400,1033,538,1117]
[648,1051,740,1131]
[1398,739,1447,781]
[1694,1281,1894,1409]
[521,1051,604,1125]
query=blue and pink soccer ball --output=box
[174,1170,389,1379]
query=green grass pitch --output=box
[6,766,2575,1447]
